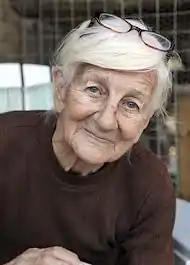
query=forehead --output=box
[77,64,157,95]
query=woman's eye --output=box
[122,101,140,112]
[85,86,102,97]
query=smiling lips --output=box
[84,128,114,143]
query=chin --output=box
[71,135,116,164]
[78,151,109,164]
[73,145,111,165]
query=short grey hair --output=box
[52,16,179,116]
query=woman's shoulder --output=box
[0,110,47,128]
[118,142,173,198]
[116,143,174,223]
[0,110,55,150]
[131,142,168,176]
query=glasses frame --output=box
[89,13,174,52]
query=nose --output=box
[95,103,118,131]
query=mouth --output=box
[84,128,111,143]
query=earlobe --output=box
[52,67,67,113]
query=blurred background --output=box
[0,0,190,263]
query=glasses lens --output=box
[141,31,172,51]
[99,13,130,33]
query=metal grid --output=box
[1,0,190,189]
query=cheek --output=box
[65,103,89,120]
[119,115,147,141]
[62,91,102,142]
[108,117,147,162]
[66,91,102,120]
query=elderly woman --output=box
[0,13,177,265]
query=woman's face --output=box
[56,65,156,164]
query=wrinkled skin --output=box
[53,65,157,175]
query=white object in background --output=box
[173,199,190,252]
[173,198,190,265]
[0,63,22,88]
[23,64,51,87]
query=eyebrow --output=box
[80,69,151,100]
[81,71,109,89]
[124,88,150,100]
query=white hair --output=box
[52,15,179,116]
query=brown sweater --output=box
[0,111,175,265]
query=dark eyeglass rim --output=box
[89,13,174,52]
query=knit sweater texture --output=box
[0,111,175,265]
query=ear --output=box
[52,67,67,113]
